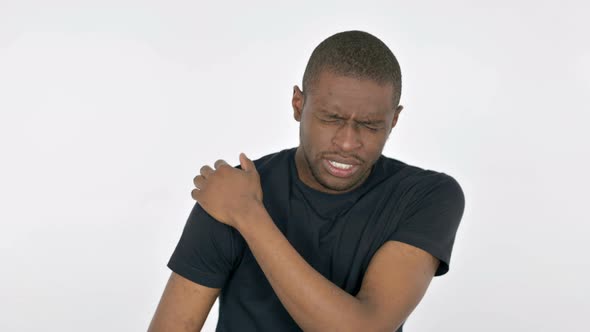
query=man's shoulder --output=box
[251,147,295,173]
[378,154,462,192]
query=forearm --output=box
[235,203,374,331]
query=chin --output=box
[315,167,368,193]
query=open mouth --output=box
[323,159,360,178]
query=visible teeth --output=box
[329,160,353,170]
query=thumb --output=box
[239,153,256,173]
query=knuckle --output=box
[217,165,230,173]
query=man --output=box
[149,30,465,332]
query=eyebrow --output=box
[318,109,386,125]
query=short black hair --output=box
[302,30,402,105]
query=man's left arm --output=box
[192,154,443,331]
[237,203,438,331]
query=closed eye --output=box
[320,118,344,126]
[317,114,345,124]
[358,122,383,131]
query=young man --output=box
[149,30,465,332]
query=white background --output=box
[1,0,589,331]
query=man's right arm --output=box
[148,272,220,332]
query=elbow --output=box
[347,319,403,332]
[340,306,404,332]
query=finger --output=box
[214,159,229,170]
[239,153,257,173]
[191,188,200,201]
[193,175,207,190]
[200,165,214,178]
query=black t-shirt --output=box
[168,147,465,332]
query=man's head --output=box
[292,30,404,194]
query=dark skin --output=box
[293,70,403,194]
[149,69,439,332]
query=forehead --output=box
[306,70,395,117]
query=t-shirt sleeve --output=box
[167,202,239,288]
[388,174,465,276]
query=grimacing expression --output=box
[292,70,403,194]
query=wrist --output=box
[234,199,266,232]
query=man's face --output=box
[292,70,403,194]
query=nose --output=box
[332,122,362,152]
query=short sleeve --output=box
[389,174,465,276]
[167,202,240,288]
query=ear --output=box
[389,105,404,132]
[292,85,304,122]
